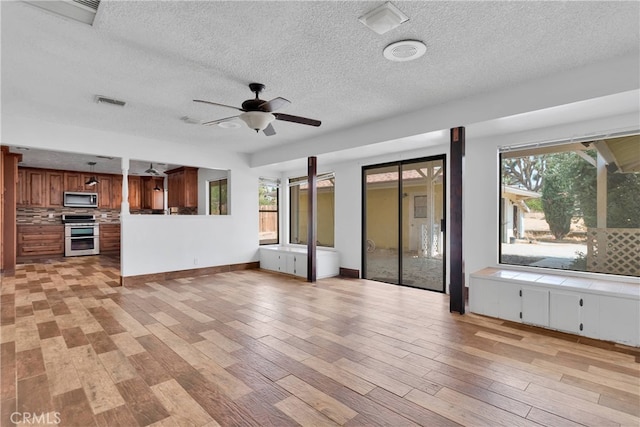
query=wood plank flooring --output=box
[1,256,639,426]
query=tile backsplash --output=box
[17,207,121,224]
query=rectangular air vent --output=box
[24,0,100,25]
[95,96,126,107]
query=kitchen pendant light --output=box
[85,162,99,186]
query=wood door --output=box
[64,172,83,192]
[167,170,184,207]
[27,169,46,207]
[128,176,141,210]
[112,176,123,209]
[184,167,198,208]
[98,175,112,208]
[47,171,64,207]
[16,168,28,207]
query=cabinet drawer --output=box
[18,242,64,257]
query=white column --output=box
[596,153,607,228]
[121,157,130,216]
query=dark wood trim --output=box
[339,267,360,278]
[307,156,317,283]
[120,261,259,286]
[449,127,465,314]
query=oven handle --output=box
[67,236,99,240]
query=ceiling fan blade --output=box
[193,99,244,112]
[274,113,321,127]
[202,115,240,126]
[263,123,276,136]
[258,97,291,112]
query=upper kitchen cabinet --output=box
[112,176,123,209]
[47,171,64,207]
[128,176,142,210]
[97,175,112,208]
[142,177,164,210]
[17,168,47,207]
[64,172,84,192]
[167,167,198,208]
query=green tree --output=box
[541,153,574,239]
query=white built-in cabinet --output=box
[470,268,640,347]
[259,246,339,279]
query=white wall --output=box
[2,116,260,278]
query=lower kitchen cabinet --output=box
[17,225,64,260]
[100,224,121,253]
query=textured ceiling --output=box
[2,1,639,169]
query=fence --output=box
[586,228,639,276]
[259,206,278,239]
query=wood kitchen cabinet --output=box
[17,225,64,260]
[64,172,84,192]
[97,175,112,208]
[100,224,121,253]
[128,176,142,210]
[166,167,198,208]
[16,168,27,206]
[47,171,64,207]
[142,177,164,210]
[112,176,123,209]
[17,168,47,207]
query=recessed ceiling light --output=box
[359,2,409,35]
[218,121,242,129]
[383,40,427,62]
[15,147,30,151]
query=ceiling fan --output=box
[194,83,321,136]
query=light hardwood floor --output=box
[1,256,639,426]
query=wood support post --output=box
[449,127,465,314]
[1,147,21,275]
[307,156,317,283]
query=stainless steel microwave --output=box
[63,192,98,208]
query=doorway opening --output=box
[362,156,446,292]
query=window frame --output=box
[208,178,228,215]
[288,172,335,248]
[259,178,280,245]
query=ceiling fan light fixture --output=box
[359,2,409,35]
[239,111,275,132]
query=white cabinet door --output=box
[521,287,549,327]
[279,253,290,273]
[499,284,522,323]
[599,296,640,347]
[260,250,279,272]
[469,277,498,316]
[294,255,307,278]
[549,291,582,333]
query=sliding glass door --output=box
[363,156,446,292]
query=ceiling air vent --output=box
[95,95,126,107]
[23,0,100,25]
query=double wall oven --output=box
[62,214,100,256]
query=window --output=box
[289,173,335,247]
[499,133,639,277]
[209,178,228,215]
[259,178,279,245]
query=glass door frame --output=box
[361,154,447,292]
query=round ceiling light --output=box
[383,40,427,62]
